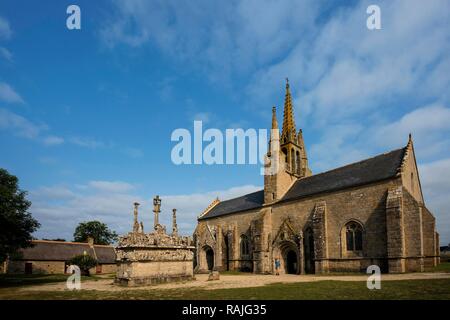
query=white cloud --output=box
[0,82,24,104]
[121,147,144,158]
[0,47,13,62]
[420,158,450,245]
[88,180,135,193]
[31,182,260,241]
[69,136,107,149]
[38,156,58,165]
[30,186,77,200]
[248,0,450,124]
[0,108,43,139]
[43,135,65,146]
[375,104,450,159]
[100,0,321,82]
[0,16,11,39]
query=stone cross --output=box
[133,202,140,233]
[172,209,178,236]
[153,195,161,229]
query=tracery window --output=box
[346,222,363,251]
[240,235,250,256]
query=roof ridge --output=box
[294,146,406,183]
[218,189,263,204]
[33,239,113,247]
[198,197,221,219]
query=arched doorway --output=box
[304,228,315,274]
[204,246,214,271]
[277,241,299,274]
[286,250,298,274]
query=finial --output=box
[408,133,412,141]
[271,106,279,130]
[286,77,289,87]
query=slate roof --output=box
[198,190,264,220]
[14,240,116,264]
[282,147,406,202]
[198,147,406,220]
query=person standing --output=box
[274,257,281,275]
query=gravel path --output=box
[17,272,450,292]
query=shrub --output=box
[68,254,98,276]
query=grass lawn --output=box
[0,273,111,288]
[428,261,450,273]
[0,278,450,300]
[1,263,449,300]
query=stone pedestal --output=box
[115,229,195,286]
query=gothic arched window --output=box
[346,222,363,251]
[240,235,250,256]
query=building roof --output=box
[198,190,264,220]
[198,147,406,220]
[282,147,406,202]
[14,240,116,264]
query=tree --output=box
[69,254,98,276]
[0,168,40,262]
[73,220,118,245]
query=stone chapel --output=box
[193,80,440,274]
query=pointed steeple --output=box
[268,106,280,157]
[297,129,312,177]
[281,78,296,143]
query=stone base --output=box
[207,271,220,281]
[115,274,194,287]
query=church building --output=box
[194,80,440,274]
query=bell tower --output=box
[280,78,311,178]
[264,79,311,204]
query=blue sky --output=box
[0,0,449,244]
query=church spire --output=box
[281,78,296,143]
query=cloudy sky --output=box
[0,0,449,244]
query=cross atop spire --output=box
[281,78,296,143]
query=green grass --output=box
[1,266,450,300]
[0,273,108,288]
[1,278,450,300]
[429,262,450,273]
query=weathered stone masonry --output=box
[194,80,440,274]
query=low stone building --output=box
[6,239,116,274]
[115,199,195,286]
[194,80,440,275]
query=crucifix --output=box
[153,195,161,230]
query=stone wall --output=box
[116,260,193,286]
[99,263,117,274]
[272,179,399,273]
[196,208,260,273]
[7,260,116,274]
[196,176,439,274]
[7,260,65,274]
